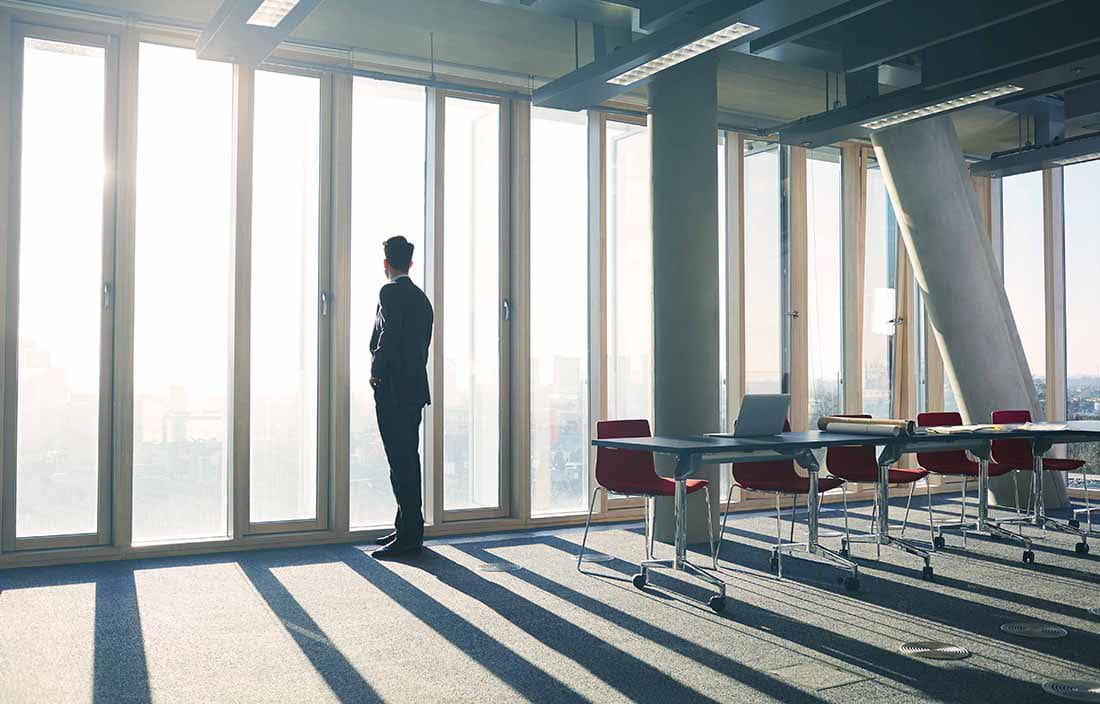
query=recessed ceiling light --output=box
[861,85,1023,130]
[246,0,301,28]
[606,22,759,86]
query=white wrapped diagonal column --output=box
[870,116,1066,508]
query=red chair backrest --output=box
[991,409,1034,468]
[595,419,659,492]
[825,414,879,482]
[916,412,974,473]
[730,420,799,487]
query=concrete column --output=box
[649,53,721,543]
[871,116,1066,507]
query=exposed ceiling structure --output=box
[40,0,1100,160]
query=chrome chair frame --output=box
[577,485,717,572]
[719,479,859,588]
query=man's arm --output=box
[371,284,405,382]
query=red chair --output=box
[916,412,1017,550]
[991,409,1090,554]
[825,415,931,556]
[579,419,716,571]
[719,420,847,579]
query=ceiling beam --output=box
[777,45,1100,147]
[534,0,853,111]
[197,0,324,65]
[921,0,1100,87]
[748,0,893,55]
[839,0,1063,73]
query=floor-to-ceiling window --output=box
[863,155,896,418]
[133,42,233,543]
[1002,171,1046,416]
[12,34,110,542]
[248,69,323,526]
[442,96,504,513]
[1064,160,1100,482]
[606,119,653,422]
[743,140,782,395]
[349,78,426,529]
[529,108,588,516]
[806,147,843,425]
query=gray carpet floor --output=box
[1,494,1099,703]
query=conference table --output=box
[591,421,1100,613]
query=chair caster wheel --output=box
[1023,550,1035,564]
[632,573,647,589]
[1070,519,1081,528]
[708,595,726,613]
[769,556,779,573]
[1076,542,1090,555]
[921,565,934,581]
[933,536,946,549]
[842,576,860,592]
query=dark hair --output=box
[384,235,414,272]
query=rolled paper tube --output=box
[821,421,902,436]
[817,416,916,435]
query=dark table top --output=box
[590,421,1100,455]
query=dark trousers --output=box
[376,399,425,543]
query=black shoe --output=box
[374,531,398,546]
[371,541,422,560]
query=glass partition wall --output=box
[3,16,1019,564]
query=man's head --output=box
[383,236,414,279]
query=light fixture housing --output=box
[246,0,301,28]
[861,85,1023,130]
[606,22,759,86]
[1053,151,1100,167]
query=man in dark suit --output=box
[370,236,433,559]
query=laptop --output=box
[726,394,791,438]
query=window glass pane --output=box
[862,158,895,418]
[743,140,781,394]
[133,43,233,542]
[443,97,501,511]
[1002,171,1046,416]
[718,134,727,428]
[807,147,843,425]
[349,78,426,529]
[606,120,653,422]
[249,70,321,523]
[530,107,588,516]
[1065,160,1100,481]
[16,38,106,537]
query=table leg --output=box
[878,458,891,541]
[807,469,820,554]
[977,458,990,532]
[674,477,686,570]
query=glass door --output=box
[246,68,329,533]
[439,93,509,520]
[3,27,118,549]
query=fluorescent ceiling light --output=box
[1053,151,1100,166]
[861,85,1024,130]
[246,0,300,27]
[607,22,759,86]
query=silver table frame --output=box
[592,422,1100,605]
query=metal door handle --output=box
[103,282,112,310]
[502,298,511,321]
[320,291,330,316]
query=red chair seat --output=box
[739,476,844,494]
[885,467,930,484]
[921,461,1013,478]
[605,477,709,497]
[595,420,710,497]
[1043,457,1086,472]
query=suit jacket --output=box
[370,276,434,407]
